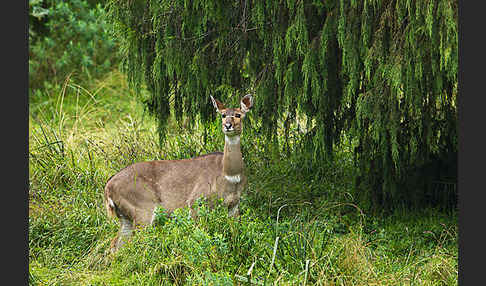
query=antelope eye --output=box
[222,114,226,118]
[235,114,241,118]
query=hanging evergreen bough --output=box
[106,0,457,210]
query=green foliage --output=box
[29,0,118,91]
[343,0,458,210]
[29,74,457,285]
[106,0,457,210]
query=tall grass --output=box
[29,71,457,285]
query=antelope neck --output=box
[225,135,240,145]
[223,135,243,177]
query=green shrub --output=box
[29,0,118,91]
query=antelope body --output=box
[104,94,253,253]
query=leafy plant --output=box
[29,0,118,91]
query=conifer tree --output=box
[107,0,457,210]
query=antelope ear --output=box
[240,94,253,113]
[210,96,225,114]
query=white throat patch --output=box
[225,135,240,145]
[225,174,241,184]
